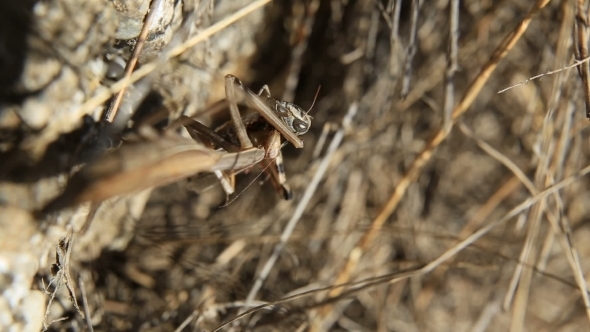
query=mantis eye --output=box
[292,118,310,135]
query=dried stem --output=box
[311,0,551,326]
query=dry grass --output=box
[2,0,590,331]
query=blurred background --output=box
[1,0,590,331]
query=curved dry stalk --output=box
[311,0,551,327]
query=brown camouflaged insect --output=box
[182,74,312,200]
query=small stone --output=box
[19,291,45,332]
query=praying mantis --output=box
[41,74,312,214]
[181,74,312,200]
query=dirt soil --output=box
[2,0,590,331]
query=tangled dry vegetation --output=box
[2,0,590,331]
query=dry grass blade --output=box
[458,122,535,194]
[312,0,551,325]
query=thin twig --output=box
[282,0,320,102]
[375,1,392,28]
[400,0,421,99]
[575,0,590,118]
[104,0,164,122]
[43,231,82,330]
[540,7,590,320]
[79,275,94,332]
[549,101,590,324]
[311,123,332,159]
[458,122,535,194]
[391,0,402,39]
[443,0,459,132]
[497,56,590,94]
[174,310,199,332]
[215,267,423,332]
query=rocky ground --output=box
[1,0,590,331]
